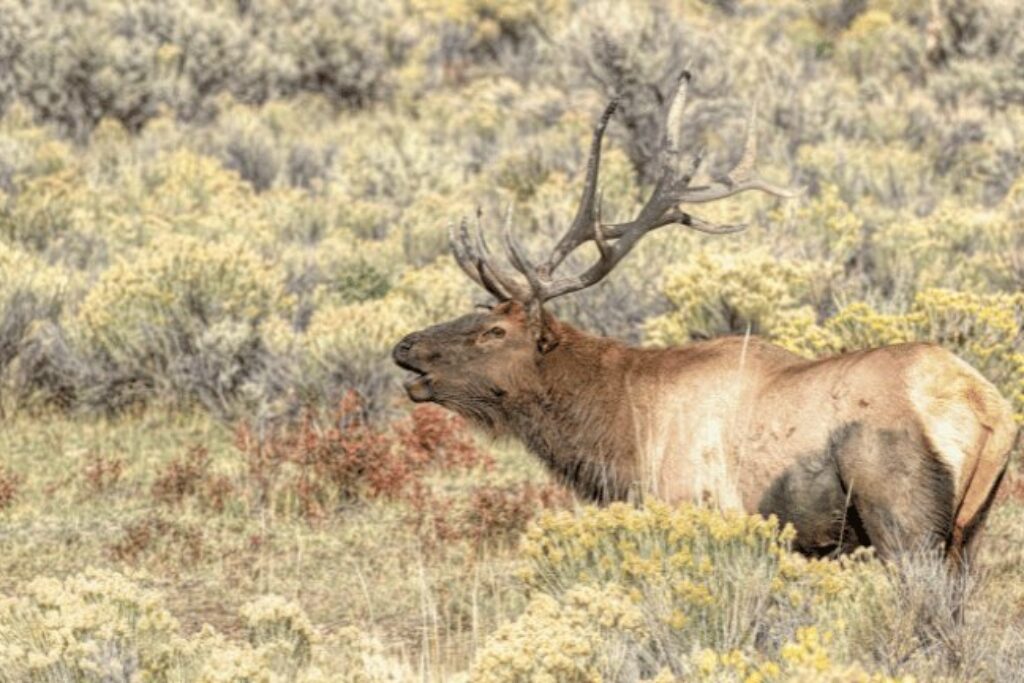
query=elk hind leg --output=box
[838,426,955,561]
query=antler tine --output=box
[685,214,748,235]
[451,72,800,307]
[663,70,691,175]
[523,73,799,302]
[455,215,513,301]
[450,220,489,290]
[545,97,619,274]
[592,191,612,260]
[501,204,545,296]
[460,218,507,301]
[678,101,803,204]
[472,208,533,301]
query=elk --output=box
[392,72,1017,566]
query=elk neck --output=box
[503,324,640,503]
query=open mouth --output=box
[395,359,434,402]
[393,347,436,402]
[402,371,433,402]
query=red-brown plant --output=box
[0,465,20,510]
[229,392,572,548]
[82,451,124,495]
[151,445,235,513]
[406,481,572,552]
[459,482,572,545]
[109,514,205,566]
[232,392,494,521]
[151,446,212,506]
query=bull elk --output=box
[392,72,1017,566]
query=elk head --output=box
[392,72,799,422]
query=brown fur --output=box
[392,301,1017,563]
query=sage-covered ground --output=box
[1,0,1023,680]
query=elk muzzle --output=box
[392,333,435,402]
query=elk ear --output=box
[537,329,559,354]
[491,300,518,315]
[527,303,560,354]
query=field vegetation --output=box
[1,0,1024,680]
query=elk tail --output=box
[949,385,1018,568]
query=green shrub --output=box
[297,260,474,411]
[74,235,290,414]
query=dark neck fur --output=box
[502,326,639,503]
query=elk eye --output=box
[484,326,506,339]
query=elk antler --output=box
[452,71,801,304]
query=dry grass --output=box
[0,407,561,677]
[1,409,1023,680]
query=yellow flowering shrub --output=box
[835,10,926,82]
[774,302,910,358]
[66,234,293,411]
[389,259,478,322]
[302,259,473,364]
[293,233,404,308]
[0,164,92,251]
[474,504,931,682]
[411,0,567,54]
[77,234,290,355]
[0,241,76,303]
[645,249,835,344]
[290,258,475,407]
[678,627,911,682]
[772,184,863,264]
[795,140,932,207]
[515,504,849,663]
[240,595,315,668]
[470,583,644,683]
[0,569,401,683]
[912,289,1024,397]
[124,149,276,247]
[0,568,193,682]
[873,201,1024,293]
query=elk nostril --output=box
[394,337,417,362]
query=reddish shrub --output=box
[109,514,205,566]
[201,473,234,514]
[230,392,571,547]
[407,481,573,552]
[235,401,396,517]
[150,446,235,513]
[232,393,491,521]
[0,466,21,510]
[459,482,573,545]
[151,446,211,506]
[82,451,123,495]
[395,404,492,471]
[404,482,456,545]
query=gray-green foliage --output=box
[0,0,1022,422]
[0,0,407,140]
